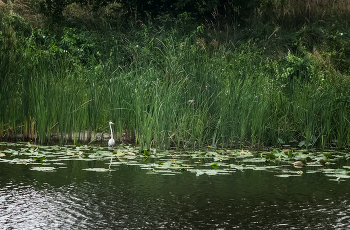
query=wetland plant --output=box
[1,3,350,150]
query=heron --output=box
[108,121,115,147]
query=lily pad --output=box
[82,168,112,172]
[275,174,301,177]
[31,167,56,171]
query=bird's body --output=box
[108,121,115,147]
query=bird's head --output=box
[109,121,114,125]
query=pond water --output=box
[1,142,350,229]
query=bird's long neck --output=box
[110,123,113,139]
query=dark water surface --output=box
[1,147,350,229]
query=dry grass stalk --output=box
[196,37,206,49]
[256,0,350,25]
[0,0,42,27]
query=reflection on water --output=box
[1,160,350,229]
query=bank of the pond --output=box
[1,1,350,150]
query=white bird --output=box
[108,121,115,147]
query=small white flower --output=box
[322,79,324,81]
[136,45,139,48]
[340,33,343,35]
[188,100,194,104]
[64,50,67,53]
[43,36,46,38]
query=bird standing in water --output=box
[108,121,115,147]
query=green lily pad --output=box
[325,174,350,178]
[275,174,291,177]
[252,167,268,171]
[31,167,56,171]
[323,153,334,159]
[334,169,348,174]
[265,153,276,160]
[33,156,46,162]
[305,170,319,173]
[275,174,301,177]
[83,168,112,172]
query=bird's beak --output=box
[111,122,114,125]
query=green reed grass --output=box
[1,10,350,149]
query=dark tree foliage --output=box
[120,0,261,22]
[39,0,261,23]
[39,0,69,21]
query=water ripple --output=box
[1,164,350,229]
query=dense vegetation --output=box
[1,0,350,150]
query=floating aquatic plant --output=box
[0,142,349,180]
